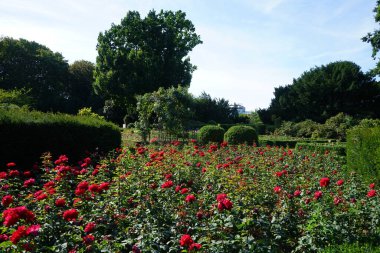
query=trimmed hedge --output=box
[0,109,121,168]
[259,135,334,148]
[322,242,380,253]
[347,126,380,180]
[197,125,225,144]
[224,125,258,145]
[295,142,346,156]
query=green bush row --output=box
[0,108,121,167]
[322,242,380,253]
[197,125,258,145]
[347,126,380,181]
[295,142,346,156]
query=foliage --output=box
[94,10,202,122]
[275,120,321,138]
[135,86,193,142]
[0,143,379,252]
[0,108,120,167]
[362,0,380,76]
[347,126,380,181]
[190,92,239,124]
[295,142,347,157]
[77,107,105,121]
[224,125,258,145]
[259,61,380,124]
[248,111,265,134]
[322,242,380,253]
[67,60,104,114]
[312,113,357,141]
[0,88,33,109]
[197,125,225,144]
[0,37,70,112]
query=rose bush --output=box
[0,142,379,252]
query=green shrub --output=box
[296,142,346,156]
[224,125,258,145]
[197,125,225,144]
[347,126,380,181]
[0,108,121,167]
[322,242,380,253]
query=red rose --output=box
[180,234,194,247]
[314,191,323,200]
[36,193,48,201]
[216,193,227,202]
[88,184,100,193]
[0,234,8,242]
[98,182,110,192]
[181,188,189,194]
[6,162,16,168]
[0,172,7,179]
[319,177,330,187]
[222,199,233,210]
[161,180,174,188]
[367,189,377,198]
[370,183,375,189]
[293,190,301,197]
[63,209,79,221]
[23,178,35,188]
[274,186,282,193]
[185,194,196,203]
[84,222,96,233]
[26,224,40,236]
[82,234,95,245]
[336,179,344,186]
[2,195,13,207]
[9,170,20,177]
[10,225,26,244]
[55,198,66,207]
[189,243,202,250]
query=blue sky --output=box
[0,0,377,111]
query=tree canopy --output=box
[259,61,380,124]
[94,10,202,122]
[362,0,380,76]
[0,37,69,112]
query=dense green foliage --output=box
[274,113,358,141]
[0,37,70,112]
[224,125,258,145]
[197,125,225,144]
[362,0,380,76]
[0,88,34,109]
[67,60,104,114]
[296,142,346,156]
[191,92,239,124]
[94,10,202,123]
[347,126,380,181]
[0,108,121,167]
[258,61,380,124]
[135,86,193,142]
[322,242,380,253]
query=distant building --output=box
[231,104,252,115]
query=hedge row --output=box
[295,142,346,156]
[0,109,121,168]
[347,126,380,181]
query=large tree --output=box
[94,10,202,122]
[67,60,104,114]
[363,0,380,75]
[0,37,69,112]
[259,61,380,123]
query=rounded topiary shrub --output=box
[197,125,225,144]
[224,125,258,145]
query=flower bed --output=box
[0,142,378,252]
